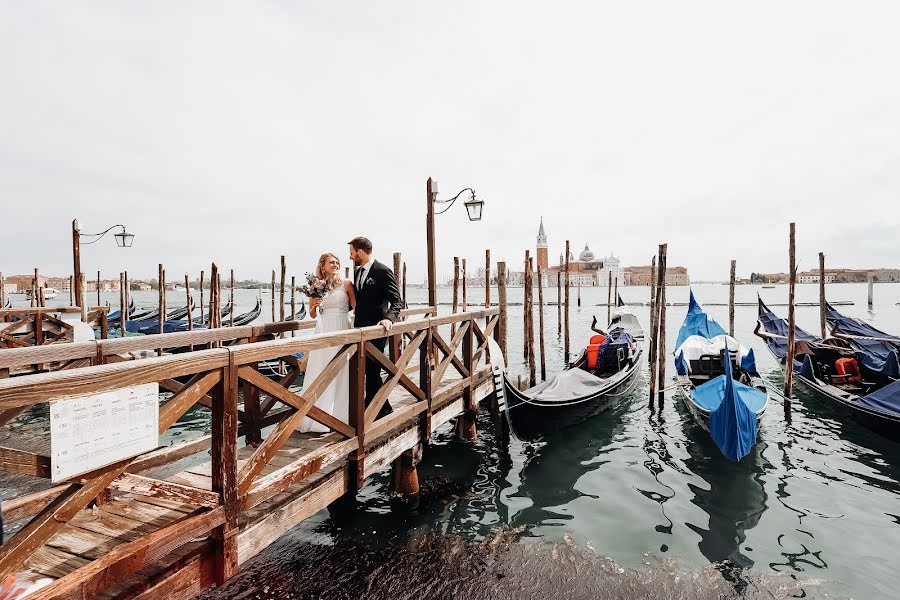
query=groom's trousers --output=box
[364,336,393,419]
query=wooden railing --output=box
[0,307,109,352]
[0,306,500,598]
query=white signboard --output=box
[50,383,159,482]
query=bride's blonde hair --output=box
[316,252,342,286]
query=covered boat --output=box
[502,303,644,437]
[674,291,768,462]
[756,298,900,439]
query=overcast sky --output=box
[2,1,898,282]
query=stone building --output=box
[623,265,690,286]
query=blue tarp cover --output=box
[757,298,818,360]
[596,328,634,371]
[676,291,727,349]
[826,303,900,379]
[856,379,900,418]
[692,349,766,462]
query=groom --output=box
[348,236,404,419]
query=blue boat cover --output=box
[757,298,819,360]
[595,328,634,371]
[675,291,727,349]
[825,303,900,379]
[857,378,900,417]
[692,347,766,462]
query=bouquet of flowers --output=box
[299,272,335,299]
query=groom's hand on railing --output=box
[378,319,393,332]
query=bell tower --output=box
[536,217,549,271]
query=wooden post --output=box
[279,256,286,326]
[78,274,86,321]
[485,249,491,308]
[523,250,530,360]
[96,270,101,307]
[649,255,657,366]
[462,258,467,312]
[451,256,459,336]
[119,273,126,335]
[785,223,797,414]
[199,271,205,326]
[69,275,74,306]
[497,262,508,358]
[210,363,239,584]
[455,316,478,442]
[564,240,571,364]
[290,276,296,336]
[538,265,546,382]
[657,244,668,403]
[0,271,4,307]
[402,262,407,307]
[347,340,367,492]
[124,271,129,322]
[557,271,562,335]
[819,252,826,339]
[577,279,581,308]
[729,259,736,337]
[34,268,41,308]
[868,272,874,309]
[72,219,83,310]
[607,271,612,323]
[158,264,165,340]
[526,257,536,386]
[614,275,618,307]
[393,252,401,289]
[426,177,437,309]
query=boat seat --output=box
[586,334,607,369]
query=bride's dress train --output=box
[298,286,352,433]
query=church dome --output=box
[579,244,594,262]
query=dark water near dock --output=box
[5,283,900,598]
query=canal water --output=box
[5,282,900,598]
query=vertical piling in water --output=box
[124,271,129,321]
[279,257,286,325]
[452,257,460,336]
[96,271,101,307]
[290,276,296,336]
[158,264,165,347]
[69,276,74,306]
[119,272,126,335]
[33,268,40,307]
[784,223,797,415]
[657,244,668,404]
[78,274,86,321]
[564,240,571,364]
[557,271,562,336]
[524,250,530,360]
[607,271,612,323]
[868,272,874,309]
[729,260,736,337]
[185,275,193,352]
[270,270,276,323]
[485,249,491,308]
[819,252,826,339]
[577,279,581,308]
[538,265,546,382]
[526,256,536,386]
[230,269,235,327]
[497,262,508,358]
[614,275,618,306]
[462,258,467,313]
[402,262,407,308]
[199,271,205,326]
[648,254,660,398]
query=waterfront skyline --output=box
[2,2,899,282]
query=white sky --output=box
[2,1,899,282]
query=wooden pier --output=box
[0,306,499,599]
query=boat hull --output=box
[675,375,767,449]
[791,372,900,440]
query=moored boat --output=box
[502,302,644,438]
[755,298,900,440]
[674,291,768,462]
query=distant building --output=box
[134,282,152,292]
[798,271,836,284]
[86,279,121,292]
[2,282,17,295]
[536,217,549,272]
[538,219,622,286]
[623,265,690,286]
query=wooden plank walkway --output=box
[0,308,499,599]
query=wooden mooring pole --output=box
[729,259,736,337]
[199,271,205,326]
[526,255,536,386]
[556,271,562,336]
[158,264,165,355]
[96,271,101,307]
[452,256,460,336]
[523,250,530,360]
[868,272,874,310]
[270,270,276,322]
[657,244,668,404]
[290,275,296,335]
[784,223,797,416]
[402,262,407,307]
[648,256,656,367]
[69,276,74,306]
[614,275,618,306]
[648,253,660,398]
[819,252,826,339]
[230,269,235,327]
[577,279,581,308]
[497,261,508,358]
[485,249,491,308]
[279,257,286,324]
[607,271,612,323]
[538,265,546,381]
[564,240,571,364]
[462,258,467,313]
[119,272,126,334]
[124,271,129,319]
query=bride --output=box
[298,253,356,433]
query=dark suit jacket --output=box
[353,260,403,328]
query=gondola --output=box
[502,299,644,437]
[230,299,263,326]
[191,302,233,325]
[755,297,900,440]
[674,291,768,462]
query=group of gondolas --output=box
[500,290,900,462]
[105,295,300,336]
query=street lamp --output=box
[426,178,485,308]
[72,219,134,310]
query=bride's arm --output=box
[344,280,357,309]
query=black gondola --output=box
[502,302,644,438]
[755,297,900,440]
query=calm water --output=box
[7,283,900,598]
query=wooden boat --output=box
[502,302,644,438]
[674,292,768,462]
[231,299,263,326]
[756,297,900,439]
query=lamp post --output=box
[425,178,484,308]
[72,219,134,309]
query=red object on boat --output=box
[834,357,862,384]
[586,334,607,369]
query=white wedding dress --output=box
[298,285,352,433]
